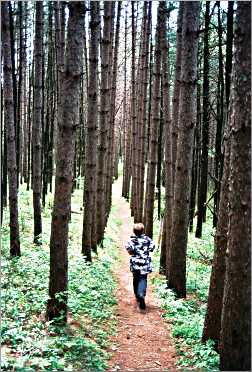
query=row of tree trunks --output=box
[203,4,251,370]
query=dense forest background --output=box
[1,1,250,371]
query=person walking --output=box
[125,223,155,310]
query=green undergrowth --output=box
[1,184,121,371]
[151,208,220,371]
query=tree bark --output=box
[106,2,121,218]
[219,3,251,370]
[122,4,130,199]
[2,2,21,257]
[171,2,184,187]
[195,1,210,238]
[8,2,18,188]
[130,1,137,218]
[189,81,201,232]
[159,2,172,279]
[96,1,113,246]
[202,120,230,348]
[225,1,234,111]
[82,2,100,259]
[168,2,200,298]
[32,1,43,244]
[213,2,225,228]
[137,2,151,223]
[46,2,85,322]
[143,3,162,238]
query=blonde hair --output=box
[133,223,144,236]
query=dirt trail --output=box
[107,177,178,371]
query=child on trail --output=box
[125,223,155,310]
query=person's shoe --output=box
[138,297,146,310]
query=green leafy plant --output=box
[1,182,121,371]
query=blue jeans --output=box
[133,271,147,299]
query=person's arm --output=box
[148,237,155,252]
[125,240,135,255]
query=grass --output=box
[1,183,122,371]
[151,205,220,371]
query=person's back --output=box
[126,233,155,275]
[125,223,155,311]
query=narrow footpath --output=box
[107,177,178,371]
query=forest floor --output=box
[107,177,178,371]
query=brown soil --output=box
[107,178,178,371]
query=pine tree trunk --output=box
[202,121,230,348]
[137,2,151,223]
[103,2,115,224]
[130,1,137,218]
[171,2,184,186]
[189,82,200,233]
[32,1,43,244]
[2,2,21,257]
[9,2,18,188]
[82,2,100,259]
[1,86,8,219]
[22,3,28,184]
[106,2,121,217]
[122,4,130,199]
[225,1,234,111]
[213,2,225,228]
[168,2,200,298]
[17,2,23,185]
[143,3,162,238]
[54,1,66,161]
[42,3,53,207]
[46,2,85,322]
[26,62,33,191]
[219,4,251,369]
[97,1,113,245]
[159,2,172,278]
[195,1,210,238]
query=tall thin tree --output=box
[46,2,85,322]
[143,3,162,238]
[32,1,43,244]
[82,2,100,259]
[168,1,200,298]
[195,1,210,238]
[96,1,113,246]
[2,2,21,257]
[171,2,184,186]
[219,3,251,369]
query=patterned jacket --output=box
[125,234,155,275]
